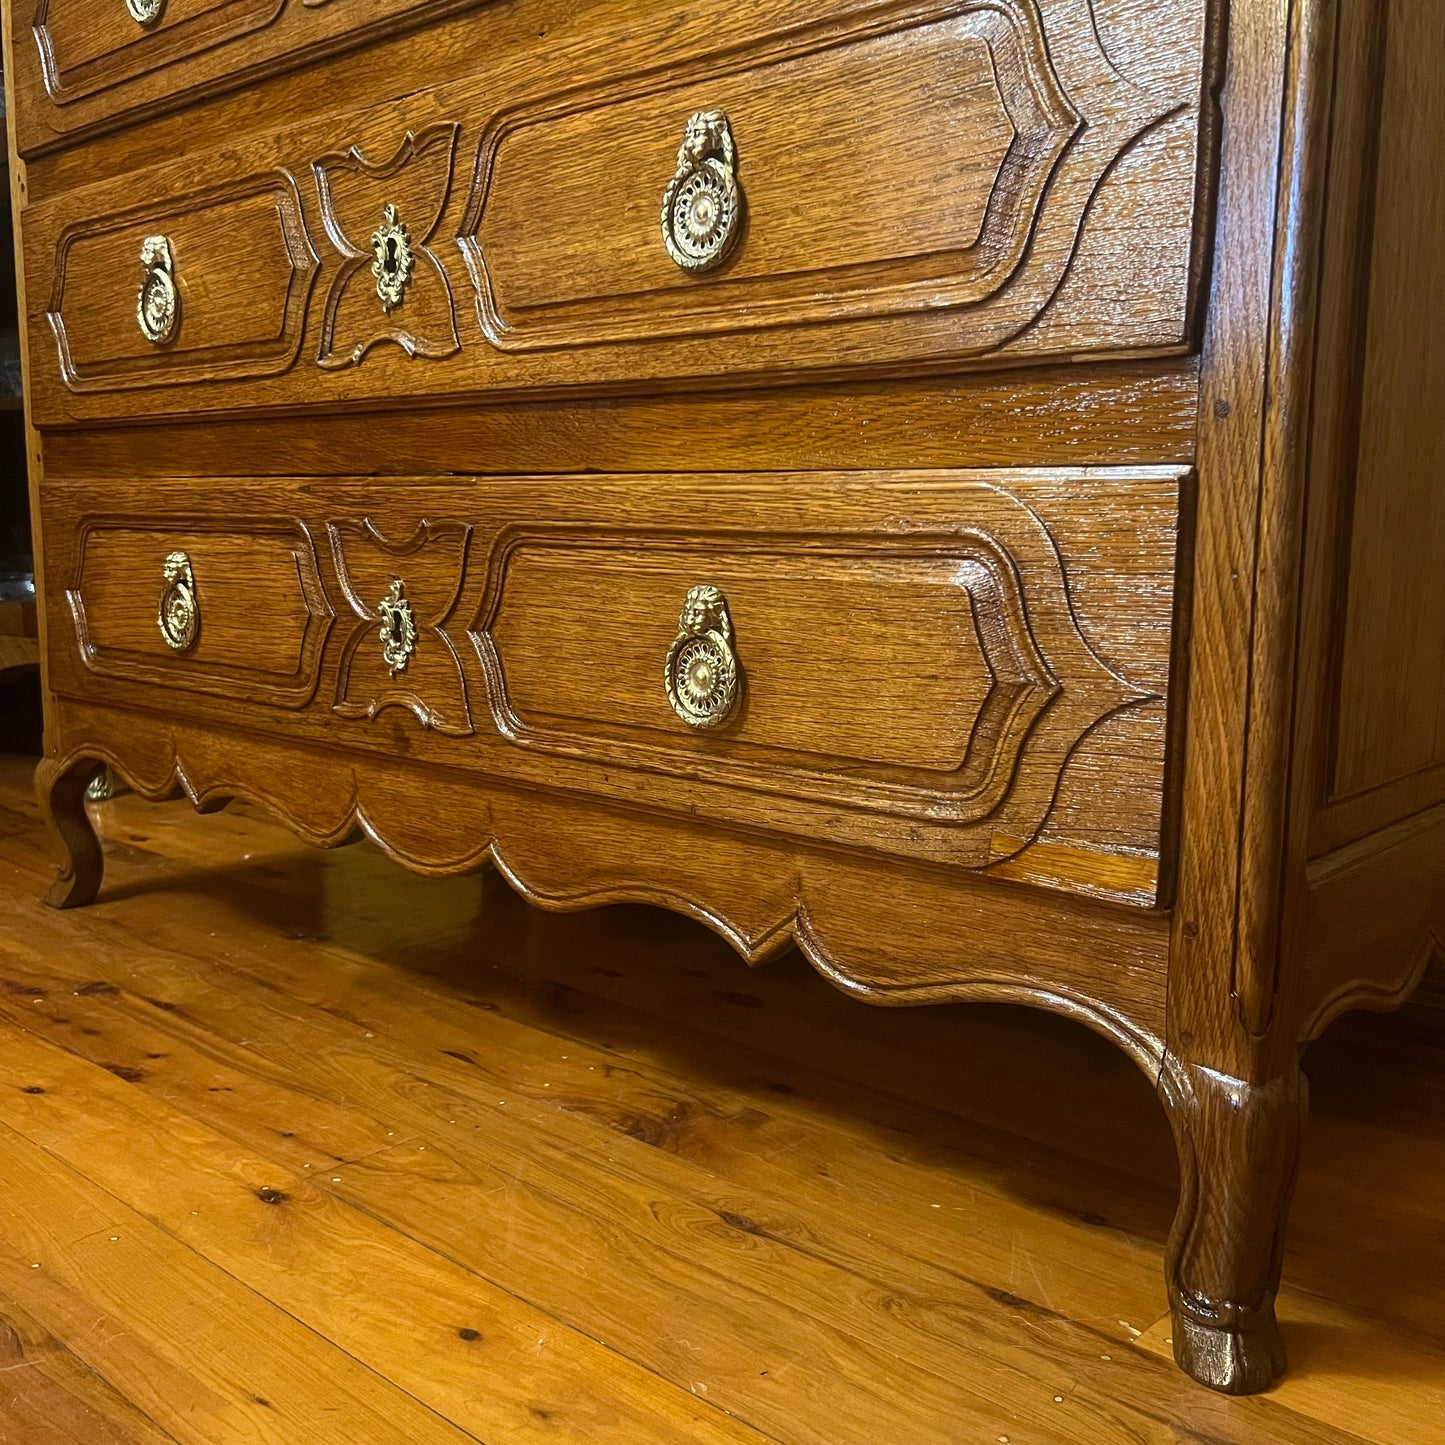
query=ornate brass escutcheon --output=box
[664,584,741,729]
[661,111,744,274]
[125,0,165,25]
[136,235,178,345]
[157,551,198,652]
[370,203,414,314]
[377,578,417,677]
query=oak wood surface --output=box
[33,701,1176,1044]
[17,0,1215,424]
[38,360,1201,478]
[68,519,331,704]
[10,0,494,156]
[1325,0,1445,806]
[44,171,316,394]
[7,0,1445,1404]
[1290,0,1445,859]
[39,468,1187,903]
[0,756,1441,1444]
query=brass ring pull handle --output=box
[661,111,743,274]
[125,0,165,25]
[665,585,741,729]
[377,578,418,678]
[137,235,179,345]
[158,552,198,652]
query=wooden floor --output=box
[0,755,1441,1445]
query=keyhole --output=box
[384,238,399,275]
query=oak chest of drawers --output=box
[7,0,1443,1398]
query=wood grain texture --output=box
[32,753,102,908]
[38,361,1202,478]
[17,0,1214,423]
[9,0,1445,1404]
[0,759,1442,1444]
[1327,17,1445,795]
[66,516,333,707]
[44,170,318,394]
[459,0,1198,353]
[1162,0,1326,1394]
[1278,0,1445,1052]
[1291,0,1445,858]
[12,0,494,155]
[1164,0,1444,1394]
[39,467,1187,903]
[0,1292,183,1445]
[31,702,1174,1056]
[0,1111,745,1445]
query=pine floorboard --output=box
[0,753,1440,1444]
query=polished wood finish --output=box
[0,761,1443,1444]
[31,753,102,907]
[44,171,316,394]
[1292,0,1445,857]
[5,0,1443,1402]
[39,468,1185,900]
[65,514,332,706]
[40,363,1203,477]
[10,0,489,155]
[18,0,1215,424]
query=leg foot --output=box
[35,756,107,909]
[1160,1058,1306,1395]
[1172,1304,1286,1396]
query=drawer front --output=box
[483,526,1106,825]
[23,0,1215,424]
[15,0,483,154]
[44,467,1188,907]
[60,515,333,707]
[47,177,318,393]
[466,0,1205,354]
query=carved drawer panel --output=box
[58,515,332,709]
[466,469,1188,904]
[46,176,318,393]
[38,470,1186,904]
[45,467,1186,907]
[22,0,1215,424]
[465,0,1208,355]
[14,0,487,155]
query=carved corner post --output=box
[1159,0,1337,1397]
[34,756,107,909]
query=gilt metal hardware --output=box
[157,551,198,652]
[125,0,165,26]
[137,235,178,345]
[370,203,415,314]
[661,111,743,274]
[664,585,741,729]
[377,577,417,677]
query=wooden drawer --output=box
[24,0,1216,424]
[13,0,484,155]
[59,514,333,708]
[466,470,1188,905]
[44,467,1189,907]
[46,176,317,394]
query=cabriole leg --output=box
[1159,1056,1306,1395]
[34,756,107,910]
